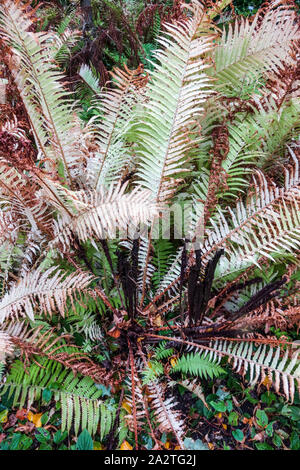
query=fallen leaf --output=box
[120,440,133,450]
[16,409,28,421]
[107,326,121,338]
[170,357,178,367]
[27,411,43,428]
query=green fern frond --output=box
[1,359,116,436]
[171,352,225,379]
[79,64,101,96]
[135,0,216,204]
[154,342,174,360]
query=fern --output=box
[212,4,299,95]
[154,341,174,360]
[0,267,93,322]
[135,0,216,204]
[1,359,116,436]
[187,339,300,403]
[142,360,164,384]
[171,352,225,379]
[0,0,299,450]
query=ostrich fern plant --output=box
[0,0,299,449]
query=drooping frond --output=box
[212,2,300,94]
[207,339,300,403]
[148,381,185,448]
[200,167,300,273]
[52,183,158,250]
[86,64,147,189]
[0,267,93,323]
[0,0,85,184]
[1,359,116,436]
[135,0,216,204]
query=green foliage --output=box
[171,353,225,379]
[76,429,94,450]
[0,0,299,451]
[2,360,116,437]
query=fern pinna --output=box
[0,0,299,450]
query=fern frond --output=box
[142,360,164,384]
[212,3,300,94]
[148,381,185,447]
[169,378,208,407]
[0,267,93,323]
[201,169,300,272]
[135,0,216,203]
[52,183,158,249]
[154,341,174,360]
[1,359,115,436]
[171,352,224,379]
[0,1,85,184]
[0,329,13,359]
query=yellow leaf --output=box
[120,440,133,450]
[174,445,181,450]
[170,357,178,367]
[262,376,272,388]
[0,409,8,423]
[27,411,43,428]
[93,441,104,450]
[208,442,214,450]
[164,441,171,449]
[222,423,227,430]
[122,399,132,414]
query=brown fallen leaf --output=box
[3,414,17,430]
[16,408,28,421]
